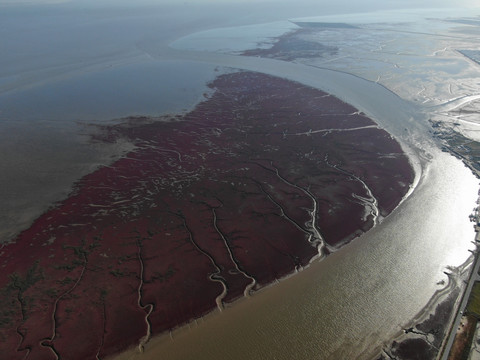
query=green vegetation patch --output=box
[466,282,480,318]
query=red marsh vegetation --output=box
[0,71,413,359]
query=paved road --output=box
[440,244,480,360]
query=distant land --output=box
[292,21,359,28]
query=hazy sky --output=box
[0,0,478,7]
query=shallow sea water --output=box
[0,59,220,243]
